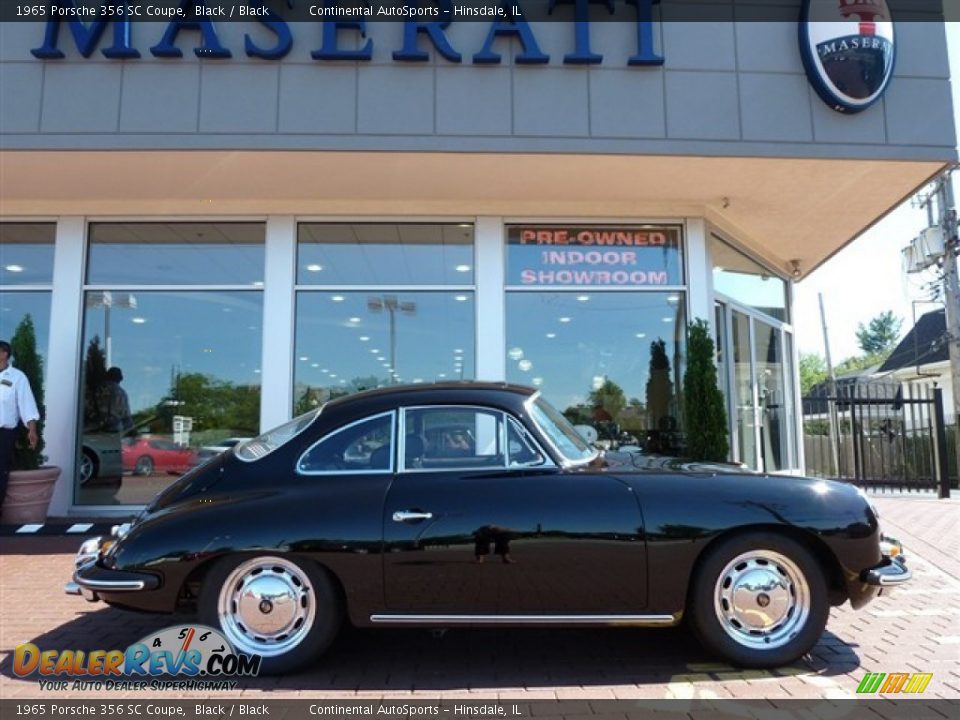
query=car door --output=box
[382,405,647,615]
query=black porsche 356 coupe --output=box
[68,383,909,673]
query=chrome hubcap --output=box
[217,557,315,657]
[714,550,810,650]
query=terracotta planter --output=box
[1,466,61,524]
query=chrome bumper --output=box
[861,537,911,587]
[65,533,157,602]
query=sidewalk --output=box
[0,495,957,701]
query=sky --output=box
[792,24,960,363]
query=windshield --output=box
[236,409,320,462]
[528,396,597,465]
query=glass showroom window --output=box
[294,223,475,411]
[0,223,55,367]
[505,225,687,455]
[77,223,265,506]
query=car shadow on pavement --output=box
[1,606,861,691]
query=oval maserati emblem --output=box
[800,0,896,114]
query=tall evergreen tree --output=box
[10,315,45,469]
[683,319,730,462]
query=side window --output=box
[298,412,394,474]
[404,407,505,470]
[506,418,546,467]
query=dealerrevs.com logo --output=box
[13,625,261,692]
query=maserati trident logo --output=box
[800,0,895,113]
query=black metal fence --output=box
[802,381,956,497]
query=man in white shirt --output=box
[0,340,40,510]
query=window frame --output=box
[398,404,555,474]
[296,410,397,476]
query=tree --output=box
[799,352,828,395]
[10,315,45,470]
[682,319,729,462]
[645,339,674,429]
[82,336,108,429]
[856,311,903,356]
[588,378,626,421]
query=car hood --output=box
[600,451,753,474]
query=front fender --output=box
[623,472,880,613]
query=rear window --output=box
[236,410,320,462]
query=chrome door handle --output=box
[392,510,433,523]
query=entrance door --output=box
[717,305,795,473]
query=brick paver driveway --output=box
[1,495,957,700]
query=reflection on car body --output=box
[67,382,909,675]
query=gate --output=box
[802,381,955,497]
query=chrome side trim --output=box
[73,573,146,591]
[369,614,676,626]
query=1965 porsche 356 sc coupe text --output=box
[67,383,909,673]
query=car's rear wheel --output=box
[198,555,342,675]
[688,533,829,668]
[134,455,154,476]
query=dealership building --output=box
[0,5,956,515]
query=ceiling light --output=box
[331,295,345,302]
[635,332,646,338]
[662,317,673,323]
[455,264,471,273]
[4,265,24,273]
[532,377,543,387]
[359,336,370,342]
[559,317,571,323]
[577,295,590,302]
[252,281,264,287]
[790,259,802,278]
[311,363,319,368]
[438,373,447,378]
[131,317,146,324]
[546,332,556,339]
[329,373,337,378]
[348,317,360,323]
[667,295,680,304]
[306,264,323,272]
[455,295,469,302]
[518,359,532,372]
[508,347,524,360]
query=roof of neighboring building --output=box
[878,309,948,373]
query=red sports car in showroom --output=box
[121,436,197,476]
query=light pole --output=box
[367,295,416,384]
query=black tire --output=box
[79,448,99,486]
[134,455,154,476]
[197,554,342,675]
[687,532,829,668]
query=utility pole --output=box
[818,292,841,477]
[937,172,960,478]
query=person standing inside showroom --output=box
[0,340,40,510]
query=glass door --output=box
[717,305,795,473]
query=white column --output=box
[474,216,506,382]
[259,216,296,431]
[685,218,712,328]
[789,280,806,474]
[46,217,86,516]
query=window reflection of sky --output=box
[294,292,475,399]
[87,223,265,286]
[710,237,787,322]
[505,292,686,414]
[81,291,263,416]
[297,224,474,285]
[0,226,55,285]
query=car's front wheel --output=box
[198,554,342,675]
[688,533,829,668]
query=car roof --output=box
[324,381,537,412]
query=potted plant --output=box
[1,314,60,524]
